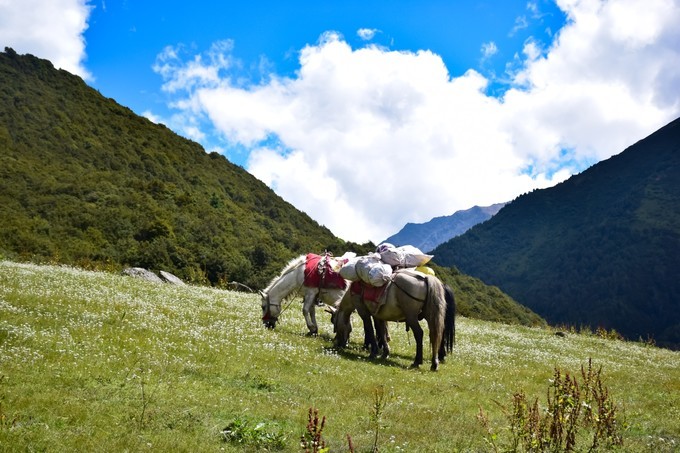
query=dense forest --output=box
[0,48,544,326]
[433,117,680,348]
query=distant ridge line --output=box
[383,202,507,252]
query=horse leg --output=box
[429,315,443,371]
[375,319,390,359]
[438,340,446,363]
[361,314,376,356]
[302,293,318,335]
[406,317,424,368]
[355,304,379,358]
[384,320,391,343]
[363,313,380,359]
[362,318,372,351]
[431,329,441,371]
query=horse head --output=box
[330,297,353,347]
[260,290,279,329]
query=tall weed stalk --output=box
[300,407,328,453]
[478,359,625,452]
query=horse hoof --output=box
[409,363,420,369]
[430,364,439,371]
[306,331,318,337]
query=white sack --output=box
[399,245,434,267]
[356,254,392,287]
[378,243,433,267]
[339,257,360,281]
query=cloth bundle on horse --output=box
[339,243,435,285]
[260,252,351,334]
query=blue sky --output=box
[2,0,680,243]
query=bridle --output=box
[261,292,279,321]
[262,289,306,322]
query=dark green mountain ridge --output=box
[433,116,680,348]
[0,48,544,326]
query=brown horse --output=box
[332,269,455,371]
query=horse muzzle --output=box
[262,314,278,329]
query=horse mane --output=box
[262,254,306,294]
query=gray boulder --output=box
[159,270,186,286]
[122,267,164,283]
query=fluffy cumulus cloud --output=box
[0,0,92,80]
[503,0,680,168]
[189,34,538,241]
[159,0,679,243]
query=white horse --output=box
[260,253,349,335]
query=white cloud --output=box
[504,0,680,166]
[481,41,498,59]
[157,0,680,243]
[527,1,540,17]
[357,28,379,41]
[153,40,236,93]
[0,0,92,80]
[142,110,161,124]
[510,15,529,36]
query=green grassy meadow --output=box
[1,260,678,452]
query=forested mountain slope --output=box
[433,116,680,348]
[0,48,369,289]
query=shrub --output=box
[221,416,287,451]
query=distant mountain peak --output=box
[383,202,507,252]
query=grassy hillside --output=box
[433,117,680,348]
[1,261,678,451]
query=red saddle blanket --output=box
[350,280,389,314]
[303,253,347,290]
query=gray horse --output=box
[332,269,455,371]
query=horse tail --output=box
[443,284,456,353]
[424,276,446,358]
